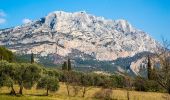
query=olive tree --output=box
[16,63,42,95]
[37,75,59,96]
[0,61,17,95]
[80,73,94,97]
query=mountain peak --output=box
[115,19,134,33]
[0,11,158,60]
[0,10,159,75]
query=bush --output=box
[133,76,146,91]
[145,80,161,92]
[94,88,114,100]
[133,76,162,92]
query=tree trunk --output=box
[19,86,23,95]
[46,88,49,96]
[73,86,79,96]
[168,88,170,94]
[82,87,86,97]
[10,86,16,95]
[66,85,70,96]
[127,90,130,100]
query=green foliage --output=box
[110,75,125,88]
[0,46,14,62]
[0,61,17,95]
[133,76,146,91]
[61,59,72,71]
[14,54,31,63]
[15,63,42,94]
[37,75,59,96]
[0,61,16,87]
[44,69,60,77]
[62,61,67,70]
[145,80,161,92]
[37,69,60,95]
[80,73,94,87]
[133,76,161,92]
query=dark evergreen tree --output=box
[147,55,152,80]
[31,53,34,64]
[68,58,71,71]
[62,61,67,70]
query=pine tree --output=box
[62,61,67,70]
[147,55,152,80]
[31,53,34,64]
[151,67,156,80]
[68,58,71,71]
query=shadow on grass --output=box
[26,93,51,97]
[0,93,50,97]
[0,93,22,97]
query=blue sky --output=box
[0,0,170,42]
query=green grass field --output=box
[0,83,169,100]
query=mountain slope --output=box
[0,11,159,76]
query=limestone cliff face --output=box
[0,11,159,75]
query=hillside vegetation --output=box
[0,40,170,100]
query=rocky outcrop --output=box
[0,11,159,75]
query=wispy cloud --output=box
[0,10,6,24]
[0,18,6,24]
[0,10,6,17]
[22,18,32,24]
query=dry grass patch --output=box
[0,83,168,100]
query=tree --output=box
[31,53,34,64]
[155,39,170,94]
[80,73,94,97]
[0,46,14,62]
[69,71,82,96]
[133,76,146,91]
[68,58,71,71]
[0,61,17,95]
[62,71,72,96]
[37,75,59,96]
[121,74,133,100]
[62,61,67,70]
[16,63,41,95]
[60,71,82,96]
[147,55,152,80]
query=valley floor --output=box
[0,83,169,100]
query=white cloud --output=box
[22,18,32,24]
[0,18,6,24]
[0,10,6,24]
[0,10,6,17]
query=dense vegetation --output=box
[0,43,170,99]
[0,46,14,62]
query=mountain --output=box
[0,11,159,76]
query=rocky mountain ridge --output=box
[0,11,159,76]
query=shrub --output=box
[94,88,114,100]
[145,80,161,92]
[133,76,146,91]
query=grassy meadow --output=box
[0,83,169,100]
